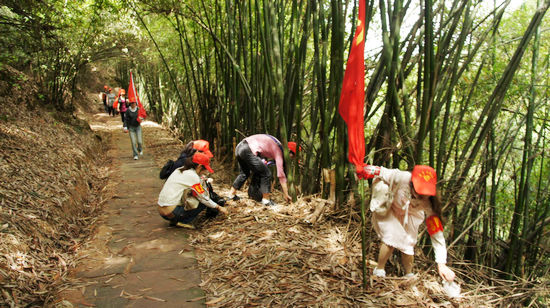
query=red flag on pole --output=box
[339,1,366,178]
[128,71,147,122]
[112,88,123,110]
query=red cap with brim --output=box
[193,140,213,158]
[288,142,296,154]
[411,165,437,196]
[192,152,214,173]
[288,141,301,154]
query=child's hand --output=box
[218,206,228,215]
[437,263,455,282]
[284,193,292,203]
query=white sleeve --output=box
[424,204,448,264]
[183,172,219,209]
[430,231,448,264]
[378,167,412,187]
[189,184,219,209]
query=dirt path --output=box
[66,112,205,307]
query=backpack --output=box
[159,160,175,179]
[159,154,189,179]
[205,181,225,206]
[107,93,116,107]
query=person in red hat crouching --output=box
[159,140,226,209]
[159,139,215,180]
[363,164,456,282]
[157,152,228,229]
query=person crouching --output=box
[157,152,228,229]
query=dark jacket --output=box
[124,107,141,128]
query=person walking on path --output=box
[363,164,455,282]
[115,89,128,126]
[106,88,116,117]
[123,100,143,160]
[101,85,109,113]
[227,134,296,206]
[157,152,228,229]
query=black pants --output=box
[120,111,126,123]
[161,203,219,224]
[232,140,271,195]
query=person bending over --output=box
[365,164,455,282]
[228,134,297,206]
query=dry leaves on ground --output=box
[145,125,548,307]
[0,68,110,307]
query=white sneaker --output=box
[373,268,386,277]
[404,273,416,278]
[262,199,277,206]
[139,151,143,155]
[133,155,138,160]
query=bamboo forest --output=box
[0,0,549,306]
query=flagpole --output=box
[337,0,368,290]
[358,177,368,289]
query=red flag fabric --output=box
[112,88,123,110]
[338,1,366,178]
[128,72,147,122]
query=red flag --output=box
[128,71,147,122]
[339,1,366,178]
[112,88,123,110]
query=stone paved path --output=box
[69,113,205,307]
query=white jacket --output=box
[158,168,218,209]
[371,167,447,263]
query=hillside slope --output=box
[0,66,109,306]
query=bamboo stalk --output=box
[358,179,368,289]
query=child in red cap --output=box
[160,140,214,178]
[106,88,116,116]
[116,89,128,125]
[159,140,226,208]
[102,86,109,113]
[363,164,455,282]
[157,152,228,229]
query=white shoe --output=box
[404,273,416,278]
[133,155,138,160]
[139,151,143,155]
[262,199,278,206]
[373,268,386,277]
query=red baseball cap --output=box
[192,152,214,173]
[411,165,437,196]
[193,140,213,158]
[287,142,301,154]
